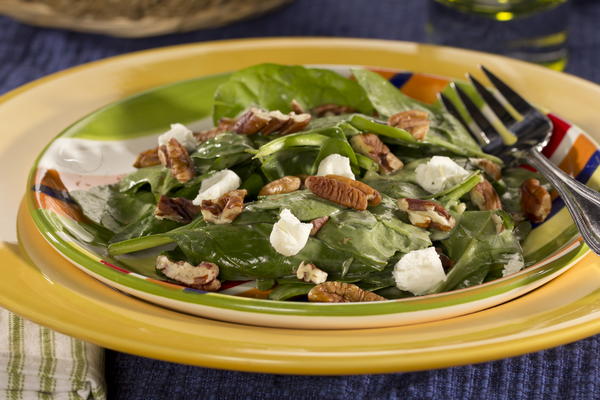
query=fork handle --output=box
[525,148,600,255]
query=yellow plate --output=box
[1,38,600,373]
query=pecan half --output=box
[157,138,195,183]
[310,216,330,236]
[258,176,302,196]
[350,133,404,174]
[470,179,502,211]
[308,282,385,303]
[156,255,221,291]
[200,189,247,224]
[387,110,430,141]
[305,175,382,210]
[397,198,455,231]
[232,107,311,135]
[469,158,502,181]
[296,261,328,284]
[311,104,356,117]
[521,178,551,223]
[154,196,201,224]
[193,118,236,143]
[133,146,161,168]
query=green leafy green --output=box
[268,283,314,301]
[436,211,523,292]
[190,133,254,173]
[213,63,374,123]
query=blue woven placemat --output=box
[1,0,599,398]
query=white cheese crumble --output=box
[502,253,525,277]
[393,247,446,295]
[415,156,469,193]
[192,169,241,205]
[316,154,355,179]
[270,209,313,256]
[158,123,197,151]
[502,191,513,201]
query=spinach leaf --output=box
[436,211,523,292]
[190,133,254,173]
[70,184,117,226]
[352,68,430,117]
[71,184,157,234]
[212,64,374,123]
[117,165,182,198]
[255,126,360,180]
[244,190,341,221]
[109,210,180,243]
[268,283,314,301]
[260,147,319,181]
[168,223,378,280]
[316,209,430,267]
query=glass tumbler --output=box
[427,0,570,70]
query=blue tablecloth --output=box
[1,0,599,398]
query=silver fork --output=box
[439,66,600,255]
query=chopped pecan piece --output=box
[305,175,381,211]
[290,99,305,114]
[521,178,551,223]
[232,107,311,135]
[350,133,404,174]
[311,104,357,117]
[308,282,385,303]
[156,255,221,291]
[280,113,312,134]
[397,198,456,231]
[258,176,302,196]
[470,179,502,211]
[310,216,330,236]
[296,261,328,284]
[387,110,430,141]
[133,146,161,168]
[261,110,290,135]
[193,118,236,143]
[154,196,201,224]
[232,107,271,135]
[469,158,502,181]
[200,189,247,224]
[157,138,195,183]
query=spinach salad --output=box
[70,64,552,302]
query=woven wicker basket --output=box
[0,0,293,37]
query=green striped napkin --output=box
[1,309,106,400]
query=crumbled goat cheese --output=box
[415,156,469,193]
[192,169,241,205]
[158,123,197,151]
[393,247,446,295]
[270,209,313,256]
[502,253,525,277]
[316,154,355,179]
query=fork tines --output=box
[467,73,515,126]
[479,65,534,115]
